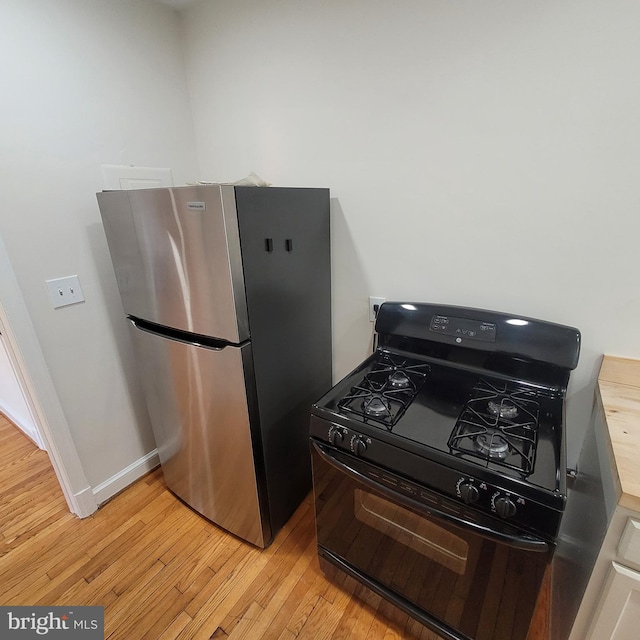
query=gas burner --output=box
[388,371,411,389]
[448,378,540,476]
[475,431,509,459]
[365,353,430,393]
[471,380,539,422]
[487,399,519,419]
[336,352,431,428]
[363,394,391,418]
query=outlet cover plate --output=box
[46,275,85,309]
[369,296,386,322]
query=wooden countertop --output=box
[598,355,640,511]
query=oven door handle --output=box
[312,441,550,553]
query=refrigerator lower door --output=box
[129,319,268,548]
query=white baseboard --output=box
[72,485,98,518]
[91,449,160,506]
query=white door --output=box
[586,562,640,639]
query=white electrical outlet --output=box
[46,275,85,309]
[369,297,385,322]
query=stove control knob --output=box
[459,482,480,504]
[494,495,517,519]
[351,435,369,456]
[328,425,347,445]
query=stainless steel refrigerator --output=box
[97,185,331,548]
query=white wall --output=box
[180,0,640,463]
[0,0,199,496]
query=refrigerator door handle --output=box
[128,316,241,350]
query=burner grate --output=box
[337,353,430,428]
[448,379,539,475]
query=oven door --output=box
[311,440,550,640]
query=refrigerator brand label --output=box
[187,201,206,211]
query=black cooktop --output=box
[315,348,566,494]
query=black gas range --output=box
[310,302,580,640]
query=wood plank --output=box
[157,611,192,640]
[224,535,318,640]
[599,355,640,387]
[598,373,640,511]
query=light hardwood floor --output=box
[0,413,549,639]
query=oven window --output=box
[354,489,468,575]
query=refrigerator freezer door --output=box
[98,185,248,343]
[129,319,268,548]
